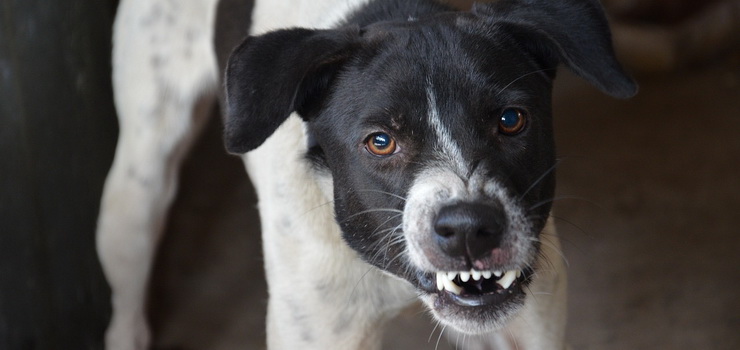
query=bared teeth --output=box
[442,277,462,295]
[459,271,471,282]
[497,270,518,289]
[435,269,523,295]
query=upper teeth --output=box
[435,269,521,295]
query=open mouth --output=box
[434,268,529,307]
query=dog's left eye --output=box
[365,132,398,156]
[498,108,527,135]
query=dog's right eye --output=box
[498,108,527,135]
[365,132,397,156]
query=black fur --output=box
[225,0,635,154]
[471,0,637,98]
[224,27,362,153]
[224,0,635,314]
[307,12,559,281]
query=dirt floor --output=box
[148,55,740,349]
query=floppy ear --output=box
[473,0,637,98]
[224,27,361,154]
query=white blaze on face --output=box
[403,167,463,271]
[401,83,535,273]
[425,82,468,176]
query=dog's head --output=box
[224,0,635,334]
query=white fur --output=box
[403,166,536,273]
[98,0,219,349]
[426,83,468,175]
[101,0,567,348]
[245,1,418,348]
[243,115,416,349]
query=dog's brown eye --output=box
[498,108,527,135]
[365,132,397,156]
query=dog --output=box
[98,0,636,349]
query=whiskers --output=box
[527,194,587,212]
[298,199,335,217]
[342,189,416,298]
[367,221,406,266]
[341,189,407,224]
[528,231,569,269]
[343,189,411,267]
[496,68,557,99]
[528,196,604,214]
[342,207,404,222]
[356,188,409,202]
[519,158,561,201]
[428,320,448,350]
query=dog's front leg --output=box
[97,0,219,348]
[243,118,416,349]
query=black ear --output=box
[473,0,637,98]
[224,27,361,154]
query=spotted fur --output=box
[100,0,635,349]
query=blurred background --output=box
[1,0,738,349]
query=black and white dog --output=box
[98,0,636,348]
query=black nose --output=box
[434,202,507,260]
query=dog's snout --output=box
[433,203,507,261]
